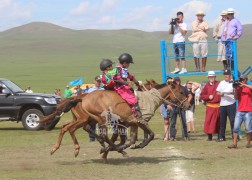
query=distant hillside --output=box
[0,22,250,92]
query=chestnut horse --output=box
[39,80,190,162]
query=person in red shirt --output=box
[200,71,221,141]
[228,74,252,149]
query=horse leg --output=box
[117,124,138,150]
[51,121,72,155]
[68,119,87,157]
[101,127,128,159]
[83,123,105,148]
[129,125,138,149]
[135,123,155,149]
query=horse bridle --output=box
[163,83,188,109]
[141,82,187,109]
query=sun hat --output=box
[196,10,205,16]
[227,8,235,14]
[208,71,216,77]
[95,76,101,81]
[220,10,228,16]
[223,69,231,75]
[240,74,248,79]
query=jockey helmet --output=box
[118,53,134,64]
[100,59,114,71]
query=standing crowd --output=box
[170,8,242,74]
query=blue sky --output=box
[0,0,251,31]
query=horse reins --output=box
[166,84,188,109]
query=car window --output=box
[2,80,24,93]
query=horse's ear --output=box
[146,79,150,84]
[151,79,157,84]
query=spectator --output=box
[160,77,174,141]
[83,85,90,93]
[170,77,192,141]
[221,8,243,70]
[194,85,201,105]
[54,89,61,96]
[74,85,82,96]
[25,86,33,93]
[200,71,221,141]
[216,69,236,142]
[185,81,200,134]
[169,11,188,74]
[161,104,171,141]
[188,11,209,72]
[228,75,252,148]
[64,85,72,98]
[213,10,228,69]
[87,76,104,142]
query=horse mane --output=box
[154,81,177,89]
[153,83,167,89]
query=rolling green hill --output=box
[0,22,250,93]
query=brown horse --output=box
[39,80,190,162]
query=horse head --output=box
[155,81,190,110]
[166,81,191,110]
[143,79,159,90]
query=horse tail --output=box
[37,96,83,123]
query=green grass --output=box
[0,22,251,179]
[0,105,251,180]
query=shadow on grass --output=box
[56,156,203,165]
[0,127,25,130]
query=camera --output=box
[170,18,179,25]
[232,78,244,88]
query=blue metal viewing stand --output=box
[160,39,239,83]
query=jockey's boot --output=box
[133,103,146,125]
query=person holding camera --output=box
[216,69,236,142]
[169,11,187,74]
[188,11,209,72]
[228,74,252,149]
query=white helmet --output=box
[208,71,216,77]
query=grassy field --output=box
[1,105,251,180]
[0,22,251,180]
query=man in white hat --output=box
[213,10,228,67]
[188,10,209,72]
[200,71,221,141]
[221,8,243,70]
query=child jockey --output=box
[100,54,144,123]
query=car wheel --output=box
[21,109,44,130]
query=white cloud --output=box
[0,0,33,19]
[70,1,89,16]
[123,5,162,23]
[102,0,120,9]
[0,0,34,30]
[169,0,212,28]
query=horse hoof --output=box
[74,150,79,157]
[50,148,57,155]
[100,147,106,154]
[129,144,136,149]
[102,158,108,164]
[122,153,129,158]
